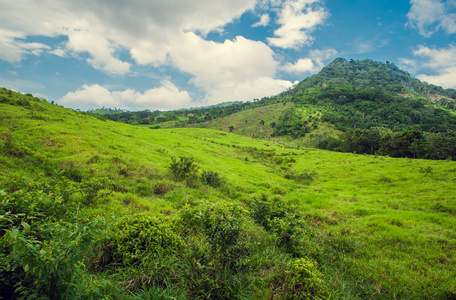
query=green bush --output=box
[284,169,317,185]
[250,195,322,258]
[201,170,222,187]
[250,194,288,230]
[169,156,199,182]
[0,179,102,299]
[104,214,183,265]
[181,201,247,263]
[180,201,250,298]
[285,258,328,299]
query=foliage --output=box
[169,156,199,181]
[0,177,103,299]
[180,201,250,298]
[181,201,247,264]
[317,128,456,160]
[201,170,223,187]
[102,214,183,265]
[250,195,322,258]
[285,258,328,299]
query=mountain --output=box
[96,58,456,135]
[294,58,456,100]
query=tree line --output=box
[317,128,456,160]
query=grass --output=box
[1,88,455,299]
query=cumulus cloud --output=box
[0,0,257,72]
[1,0,315,107]
[58,81,193,111]
[407,0,456,37]
[253,14,271,27]
[0,29,51,63]
[170,32,291,103]
[66,31,131,75]
[207,77,293,103]
[267,0,329,49]
[282,48,337,73]
[283,58,315,73]
[400,44,456,89]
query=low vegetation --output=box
[1,86,456,299]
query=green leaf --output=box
[10,228,19,239]
[22,221,31,232]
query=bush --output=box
[103,214,183,265]
[0,179,102,299]
[250,194,288,230]
[201,170,222,187]
[285,258,328,299]
[284,169,317,185]
[169,156,199,182]
[180,201,250,298]
[181,201,247,263]
[250,195,322,258]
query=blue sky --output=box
[1,0,455,111]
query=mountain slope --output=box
[97,58,456,144]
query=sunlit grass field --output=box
[1,89,455,299]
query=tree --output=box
[229,125,235,133]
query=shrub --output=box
[250,194,288,230]
[285,258,328,299]
[250,195,322,258]
[181,201,247,264]
[153,182,173,195]
[104,214,183,265]
[169,156,199,182]
[284,169,317,185]
[0,179,102,299]
[180,201,250,298]
[201,170,222,187]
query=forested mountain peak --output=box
[294,58,456,101]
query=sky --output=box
[0,0,455,111]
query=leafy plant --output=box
[169,156,199,182]
[285,258,328,299]
[180,201,250,298]
[103,214,183,265]
[419,165,433,176]
[0,178,103,299]
[201,170,223,187]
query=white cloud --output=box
[172,33,277,85]
[400,44,456,89]
[207,77,293,103]
[0,29,51,62]
[282,48,337,74]
[253,14,271,27]
[67,31,131,75]
[0,0,257,73]
[58,81,193,111]
[0,0,304,107]
[283,58,315,73]
[170,32,290,103]
[407,0,456,37]
[267,0,329,49]
[49,48,67,57]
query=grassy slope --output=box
[190,102,342,148]
[1,90,455,298]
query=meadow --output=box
[1,89,455,299]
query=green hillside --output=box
[96,59,456,158]
[1,88,456,299]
